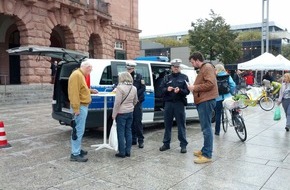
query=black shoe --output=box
[138,143,144,148]
[115,153,126,158]
[132,141,137,145]
[70,154,88,162]
[285,127,289,132]
[159,145,170,151]
[80,149,88,156]
[215,132,220,136]
[180,148,187,153]
[125,153,131,157]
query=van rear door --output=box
[6,46,88,62]
[6,46,88,125]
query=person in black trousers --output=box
[159,59,190,153]
[126,62,146,148]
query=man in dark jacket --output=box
[126,62,146,148]
[159,59,190,153]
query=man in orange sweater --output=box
[187,52,219,164]
[68,60,98,162]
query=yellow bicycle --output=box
[236,86,275,111]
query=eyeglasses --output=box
[173,66,180,68]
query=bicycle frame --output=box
[222,105,247,141]
[244,88,268,106]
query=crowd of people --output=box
[67,52,289,164]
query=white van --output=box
[7,46,198,129]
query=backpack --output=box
[217,75,230,95]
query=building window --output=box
[115,41,124,50]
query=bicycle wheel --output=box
[238,94,249,109]
[259,96,275,111]
[233,115,247,142]
[222,108,229,133]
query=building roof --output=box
[140,21,287,39]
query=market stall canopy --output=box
[276,54,290,70]
[237,52,285,70]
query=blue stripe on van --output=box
[89,86,114,109]
[89,85,155,110]
[142,92,154,109]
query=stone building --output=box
[0,0,140,84]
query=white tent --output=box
[276,54,290,70]
[238,52,285,70]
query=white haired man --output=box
[68,60,98,162]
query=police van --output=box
[7,46,198,129]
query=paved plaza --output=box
[0,102,289,190]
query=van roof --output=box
[86,59,193,70]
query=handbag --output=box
[273,106,281,121]
[109,120,118,151]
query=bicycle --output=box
[236,86,275,111]
[222,100,247,142]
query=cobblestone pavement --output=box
[0,102,289,190]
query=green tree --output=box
[236,31,261,42]
[188,10,241,64]
[282,44,290,60]
[153,37,189,47]
[236,30,277,42]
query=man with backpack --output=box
[215,64,236,136]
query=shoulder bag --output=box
[120,85,133,105]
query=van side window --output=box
[136,64,150,85]
[115,63,150,86]
[100,66,112,85]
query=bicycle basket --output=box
[224,99,239,110]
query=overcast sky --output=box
[138,0,289,37]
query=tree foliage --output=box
[282,44,290,60]
[153,37,189,47]
[236,30,277,42]
[236,31,262,42]
[188,10,242,64]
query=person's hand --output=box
[91,89,98,94]
[277,101,281,106]
[75,110,80,116]
[112,116,115,120]
[174,87,180,93]
[187,84,194,92]
[168,86,174,91]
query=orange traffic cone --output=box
[0,121,11,148]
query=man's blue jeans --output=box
[196,99,216,158]
[71,105,88,156]
[116,112,133,156]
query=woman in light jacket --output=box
[277,73,290,132]
[112,72,138,158]
[214,64,236,135]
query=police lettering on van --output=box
[7,46,198,129]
